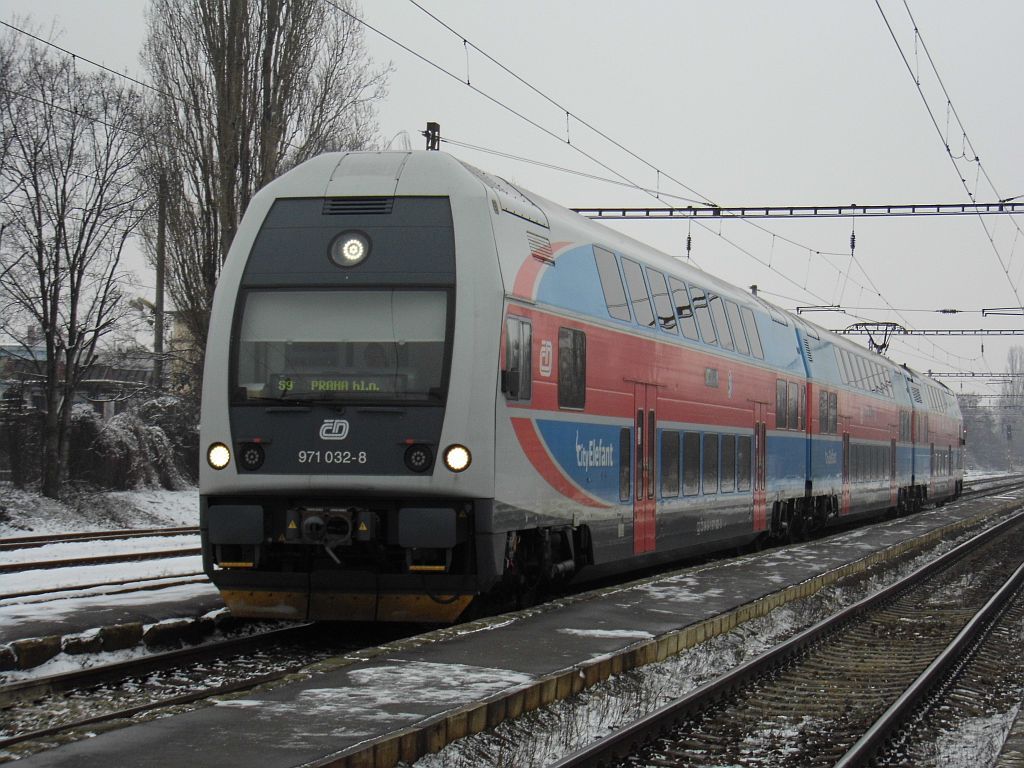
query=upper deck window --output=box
[233,289,449,403]
[669,278,701,342]
[708,294,734,351]
[593,246,631,322]
[725,300,749,355]
[740,306,764,359]
[647,268,679,334]
[621,258,655,329]
[689,285,717,345]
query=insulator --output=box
[850,232,856,252]
[686,233,692,254]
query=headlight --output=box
[208,443,231,470]
[443,444,471,472]
[329,231,370,267]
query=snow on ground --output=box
[0,486,217,678]
[0,485,199,537]
[0,553,205,598]
[214,660,536,744]
[0,566,218,635]
[0,534,200,566]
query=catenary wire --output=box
[385,1,977,372]
[1,5,998,378]
[404,0,717,208]
[875,0,1023,308]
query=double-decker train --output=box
[199,151,964,622]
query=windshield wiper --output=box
[240,395,331,407]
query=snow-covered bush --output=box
[0,405,43,488]
[136,395,199,482]
[69,406,190,490]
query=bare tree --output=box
[0,40,149,498]
[1002,346,1024,467]
[140,0,390,385]
[0,24,29,270]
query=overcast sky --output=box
[4,1,1023,396]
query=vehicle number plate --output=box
[297,450,368,465]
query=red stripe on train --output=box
[510,417,610,509]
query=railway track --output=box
[0,525,200,573]
[0,572,208,603]
[0,622,381,756]
[553,508,1024,768]
[0,546,201,574]
[0,526,198,551]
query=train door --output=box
[841,425,851,515]
[633,383,657,554]
[753,402,768,532]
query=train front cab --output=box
[199,153,509,622]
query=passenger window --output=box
[661,430,680,497]
[737,435,752,491]
[503,316,532,401]
[776,380,788,429]
[557,327,586,409]
[689,286,717,345]
[619,428,631,501]
[854,356,869,390]
[720,434,736,492]
[669,278,700,341]
[702,433,719,494]
[646,269,678,334]
[788,382,800,431]
[709,294,734,350]
[683,431,701,495]
[594,247,631,322]
[725,301,749,355]
[836,348,851,385]
[740,306,764,359]
[621,258,655,329]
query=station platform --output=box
[11,489,1024,767]
[0,582,223,646]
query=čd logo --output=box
[319,419,350,440]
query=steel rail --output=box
[0,547,202,573]
[0,526,198,551]
[0,573,208,603]
[550,507,1024,768]
[0,622,317,749]
[0,668,303,750]
[834,557,1024,767]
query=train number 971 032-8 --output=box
[297,450,368,465]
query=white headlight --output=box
[341,238,365,261]
[330,231,370,267]
[444,444,471,472]
[208,443,231,470]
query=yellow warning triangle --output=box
[358,521,369,532]
[288,520,298,529]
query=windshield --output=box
[234,289,450,403]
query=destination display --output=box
[269,372,406,395]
